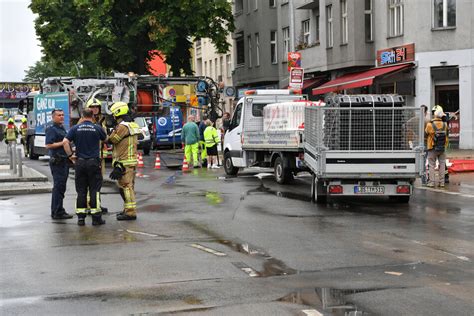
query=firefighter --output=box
[431,105,450,184]
[19,117,28,157]
[64,108,107,226]
[85,98,109,214]
[5,118,19,152]
[108,102,141,221]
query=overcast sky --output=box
[0,0,42,82]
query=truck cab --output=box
[223,89,305,182]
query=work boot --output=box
[92,214,106,226]
[116,213,137,221]
[101,206,108,214]
[77,214,86,226]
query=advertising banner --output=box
[287,52,302,71]
[0,82,40,99]
[34,93,70,134]
[289,67,304,89]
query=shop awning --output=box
[312,63,412,95]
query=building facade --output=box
[232,0,474,149]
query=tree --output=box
[30,0,234,76]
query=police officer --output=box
[108,102,141,221]
[64,108,107,226]
[19,117,28,157]
[45,109,73,220]
[85,98,109,214]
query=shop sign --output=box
[289,67,304,89]
[377,43,415,67]
[288,52,301,71]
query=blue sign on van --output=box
[154,106,183,146]
[34,93,70,134]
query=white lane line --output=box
[301,309,323,316]
[240,267,259,277]
[415,186,474,198]
[411,240,470,262]
[125,229,159,237]
[189,244,227,257]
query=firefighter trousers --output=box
[118,166,137,216]
[75,158,102,215]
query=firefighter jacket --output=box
[5,124,18,141]
[20,123,28,138]
[109,120,141,166]
[424,118,449,150]
[93,114,108,159]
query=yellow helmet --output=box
[109,102,129,117]
[86,98,102,108]
[21,117,27,123]
[432,105,443,112]
[8,118,14,124]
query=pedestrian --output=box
[19,117,28,157]
[204,119,220,169]
[45,109,73,220]
[108,102,141,221]
[181,115,200,168]
[222,112,231,134]
[85,98,109,214]
[425,108,448,188]
[198,115,208,167]
[4,118,18,153]
[431,104,450,184]
[63,108,107,226]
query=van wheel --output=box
[224,152,238,176]
[29,138,39,160]
[274,157,293,184]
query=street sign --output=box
[289,67,304,89]
[287,52,301,71]
[168,88,176,97]
[224,86,236,97]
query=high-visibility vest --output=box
[6,125,17,141]
[20,123,28,137]
[203,126,219,147]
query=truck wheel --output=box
[315,180,327,204]
[389,196,410,203]
[274,157,293,184]
[224,152,238,176]
[29,138,39,160]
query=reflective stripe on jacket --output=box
[109,121,140,166]
[6,125,18,141]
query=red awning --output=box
[312,64,412,95]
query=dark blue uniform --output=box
[45,123,69,218]
[66,121,106,216]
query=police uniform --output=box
[65,120,106,225]
[45,122,69,219]
[108,102,141,221]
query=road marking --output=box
[125,229,158,237]
[301,309,323,316]
[232,262,260,277]
[189,244,227,257]
[411,240,470,262]
[385,271,403,276]
[416,186,474,199]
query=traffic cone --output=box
[137,152,144,168]
[182,155,190,172]
[154,153,161,170]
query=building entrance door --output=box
[435,85,459,148]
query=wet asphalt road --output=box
[1,152,473,315]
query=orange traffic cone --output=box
[154,153,161,170]
[137,152,144,168]
[182,155,190,172]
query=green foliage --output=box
[29,0,234,76]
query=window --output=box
[209,60,213,78]
[235,0,243,14]
[220,56,224,80]
[389,0,404,37]
[302,20,310,45]
[230,103,242,130]
[341,0,348,44]
[255,33,260,66]
[269,0,276,8]
[255,0,258,10]
[281,0,289,4]
[365,0,373,41]
[247,0,251,14]
[215,57,218,79]
[326,5,333,47]
[247,35,252,68]
[283,27,290,55]
[226,54,232,78]
[204,61,208,76]
[315,11,320,43]
[236,32,245,65]
[270,31,278,64]
[433,0,456,28]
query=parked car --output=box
[134,117,152,155]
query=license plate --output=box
[159,139,168,142]
[354,186,385,194]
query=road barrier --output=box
[154,153,161,170]
[448,159,474,173]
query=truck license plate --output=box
[354,186,385,194]
[159,139,168,142]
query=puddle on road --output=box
[0,209,24,228]
[278,288,371,315]
[243,181,311,203]
[177,191,224,205]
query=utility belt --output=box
[50,154,68,165]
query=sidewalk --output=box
[0,143,52,195]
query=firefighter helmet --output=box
[21,117,27,123]
[8,118,14,124]
[432,105,443,113]
[110,102,129,117]
[86,98,102,108]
